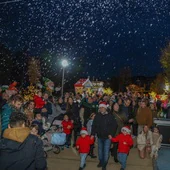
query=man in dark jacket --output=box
[0,112,47,170]
[41,92,52,118]
[91,102,117,170]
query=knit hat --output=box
[121,126,131,134]
[99,101,107,108]
[80,127,88,135]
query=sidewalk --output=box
[47,147,153,170]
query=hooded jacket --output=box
[76,135,94,153]
[1,104,16,133]
[111,133,133,154]
[0,127,47,170]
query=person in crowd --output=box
[137,125,153,159]
[30,124,39,137]
[109,126,133,170]
[91,101,118,170]
[121,98,134,125]
[0,112,47,170]
[111,102,127,162]
[80,96,98,127]
[1,95,23,135]
[0,92,9,109]
[76,127,94,170]
[87,113,97,158]
[62,115,73,148]
[149,101,158,124]
[32,109,45,135]
[66,97,82,147]
[136,100,153,134]
[150,126,162,159]
[41,92,52,118]
[24,100,35,125]
[132,99,141,137]
[49,97,66,123]
[34,90,45,109]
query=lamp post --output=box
[61,59,68,97]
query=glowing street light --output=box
[61,59,68,97]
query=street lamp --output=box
[61,59,68,97]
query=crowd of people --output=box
[0,87,167,170]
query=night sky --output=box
[0,0,170,80]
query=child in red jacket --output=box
[62,115,73,148]
[76,128,94,170]
[109,126,133,170]
[34,91,45,109]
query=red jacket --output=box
[111,133,133,154]
[76,135,94,153]
[34,95,45,109]
[62,120,73,135]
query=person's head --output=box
[143,125,149,133]
[34,109,42,120]
[117,98,123,105]
[37,91,42,97]
[88,96,93,104]
[112,102,119,112]
[103,95,109,102]
[10,95,23,109]
[80,128,88,138]
[124,98,131,107]
[121,126,131,135]
[2,92,9,101]
[28,100,35,110]
[9,112,27,128]
[68,97,73,105]
[58,97,63,104]
[65,92,70,99]
[43,92,49,100]
[30,124,39,136]
[153,126,159,134]
[90,113,96,120]
[141,100,146,108]
[64,115,69,121]
[99,102,107,113]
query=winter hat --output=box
[99,101,107,108]
[121,126,131,134]
[80,127,88,135]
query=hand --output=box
[76,146,79,149]
[108,135,112,140]
[90,135,94,140]
[67,125,71,129]
[42,108,47,112]
[123,142,127,145]
[128,119,134,123]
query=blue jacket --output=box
[1,104,14,132]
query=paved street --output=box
[47,147,153,170]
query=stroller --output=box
[41,124,66,157]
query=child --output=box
[32,109,45,135]
[86,113,96,158]
[34,90,45,109]
[30,124,39,136]
[109,126,133,170]
[76,128,94,170]
[150,126,162,159]
[61,115,73,148]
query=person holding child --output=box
[109,126,133,170]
